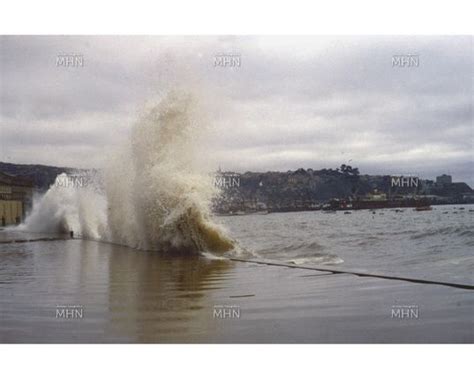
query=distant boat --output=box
[415,206,432,211]
[227,211,247,216]
[344,211,351,214]
[227,210,268,216]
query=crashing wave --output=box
[18,91,235,254]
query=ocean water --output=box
[0,205,473,342]
[219,204,474,283]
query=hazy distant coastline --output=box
[1,161,473,214]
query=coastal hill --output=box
[0,162,77,190]
[1,162,472,213]
[214,166,474,213]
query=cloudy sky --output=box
[0,36,472,185]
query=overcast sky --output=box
[0,36,472,185]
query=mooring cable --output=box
[230,257,474,290]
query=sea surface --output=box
[0,204,473,342]
[220,204,474,283]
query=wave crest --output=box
[19,91,235,254]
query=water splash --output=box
[19,91,235,254]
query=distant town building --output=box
[436,174,452,185]
[366,190,387,201]
[0,172,33,226]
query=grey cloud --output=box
[0,36,472,185]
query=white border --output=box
[1,345,473,379]
[0,0,473,34]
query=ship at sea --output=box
[328,189,431,211]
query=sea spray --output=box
[18,91,235,254]
[105,90,234,252]
[17,172,107,240]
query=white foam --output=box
[18,91,235,254]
